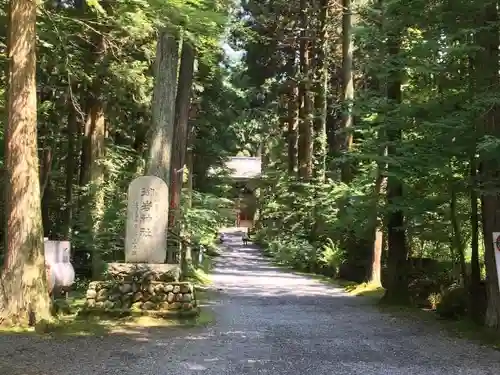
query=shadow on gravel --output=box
[0,320,216,375]
[0,297,217,375]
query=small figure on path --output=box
[242,232,249,246]
[218,232,226,244]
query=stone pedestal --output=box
[82,263,197,317]
[106,262,181,282]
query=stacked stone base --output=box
[82,263,198,318]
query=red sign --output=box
[495,234,500,252]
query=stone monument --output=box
[82,175,197,317]
[125,175,169,263]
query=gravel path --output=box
[2,231,500,375]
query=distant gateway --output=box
[209,156,261,228]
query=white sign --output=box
[44,240,71,263]
[44,240,75,288]
[125,176,169,263]
[492,233,500,292]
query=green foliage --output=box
[317,239,346,278]
[232,0,498,323]
[183,190,234,247]
[0,0,238,276]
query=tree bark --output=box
[381,13,409,304]
[182,127,196,272]
[313,0,329,181]
[297,0,314,180]
[366,0,385,286]
[79,76,106,278]
[340,0,354,183]
[476,0,500,330]
[287,84,299,174]
[169,41,195,266]
[61,93,79,240]
[449,182,467,285]
[147,32,179,184]
[469,154,482,323]
[185,128,195,212]
[148,31,179,263]
[1,0,52,325]
[40,147,53,237]
[285,50,298,175]
[368,160,385,285]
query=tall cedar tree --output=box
[1,0,53,325]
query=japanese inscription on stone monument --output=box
[125,176,169,263]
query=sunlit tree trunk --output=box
[61,90,79,240]
[148,32,179,263]
[326,66,341,180]
[183,125,196,268]
[340,0,354,183]
[287,83,299,174]
[297,0,314,180]
[1,0,52,326]
[283,48,298,175]
[366,0,385,286]
[469,154,482,323]
[147,32,179,183]
[313,0,329,181]
[368,159,385,285]
[169,41,195,269]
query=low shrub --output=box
[427,292,442,310]
[407,266,454,308]
[316,238,345,278]
[436,283,467,320]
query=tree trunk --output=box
[480,189,500,329]
[469,154,482,323]
[88,98,106,277]
[61,93,79,240]
[40,147,53,237]
[477,0,500,330]
[313,0,329,181]
[368,160,385,285]
[287,84,299,175]
[185,129,195,213]
[1,0,52,326]
[78,69,106,278]
[366,22,385,284]
[449,182,467,285]
[297,0,314,180]
[148,31,179,263]
[381,16,409,305]
[41,180,54,238]
[285,50,299,175]
[183,128,195,271]
[147,32,179,183]
[39,139,53,196]
[326,66,341,180]
[169,41,195,267]
[340,0,354,183]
